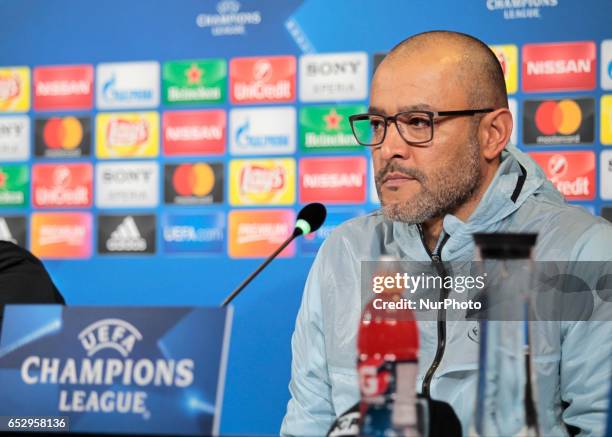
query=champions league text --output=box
[20,357,194,418]
[17,318,195,419]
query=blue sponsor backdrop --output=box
[0,0,611,434]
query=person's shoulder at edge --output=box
[521,194,612,261]
[0,241,65,305]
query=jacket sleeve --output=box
[281,244,336,436]
[560,222,612,436]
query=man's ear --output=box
[478,108,513,161]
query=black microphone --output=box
[221,203,327,307]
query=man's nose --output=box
[379,122,411,161]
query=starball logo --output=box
[230,56,296,104]
[196,0,262,36]
[19,318,194,418]
[485,0,559,20]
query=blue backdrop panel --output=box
[0,0,610,434]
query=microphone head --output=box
[294,203,327,236]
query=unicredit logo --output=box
[107,119,149,146]
[234,80,290,101]
[548,154,568,178]
[253,60,272,82]
[0,75,20,100]
[530,151,594,200]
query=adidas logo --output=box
[106,216,146,252]
[0,218,16,244]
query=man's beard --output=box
[376,140,482,225]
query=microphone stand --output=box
[221,228,301,307]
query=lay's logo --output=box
[108,119,148,146]
[0,67,30,112]
[229,159,295,206]
[96,112,159,159]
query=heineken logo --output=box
[299,105,366,151]
[163,59,227,104]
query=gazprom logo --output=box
[235,118,289,147]
[96,62,160,109]
[78,318,143,357]
[102,74,153,103]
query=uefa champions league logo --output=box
[78,319,143,357]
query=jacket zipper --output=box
[417,225,451,398]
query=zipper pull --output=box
[431,255,441,262]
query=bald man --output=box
[281,31,612,436]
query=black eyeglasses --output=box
[348,109,494,146]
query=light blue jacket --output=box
[281,146,612,436]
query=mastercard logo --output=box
[43,116,83,149]
[172,163,215,197]
[535,100,582,135]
